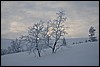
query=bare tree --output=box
[50,11,68,53]
[41,20,53,49]
[28,21,44,57]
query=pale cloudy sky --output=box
[1,1,99,39]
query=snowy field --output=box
[1,38,99,66]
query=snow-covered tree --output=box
[89,26,97,42]
[41,20,52,49]
[19,35,38,56]
[10,38,22,53]
[19,35,33,52]
[28,21,44,57]
[50,11,68,53]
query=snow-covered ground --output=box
[1,38,99,66]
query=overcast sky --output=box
[1,1,99,39]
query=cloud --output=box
[1,1,99,39]
[9,21,27,33]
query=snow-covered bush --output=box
[62,38,67,46]
[1,49,8,55]
[73,42,75,44]
[85,40,88,43]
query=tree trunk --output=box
[36,38,41,57]
[37,48,41,57]
[52,41,57,53]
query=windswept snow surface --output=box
[1,39,99,66]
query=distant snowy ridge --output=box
[1,38,89,49]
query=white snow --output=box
[1,38,99,66]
